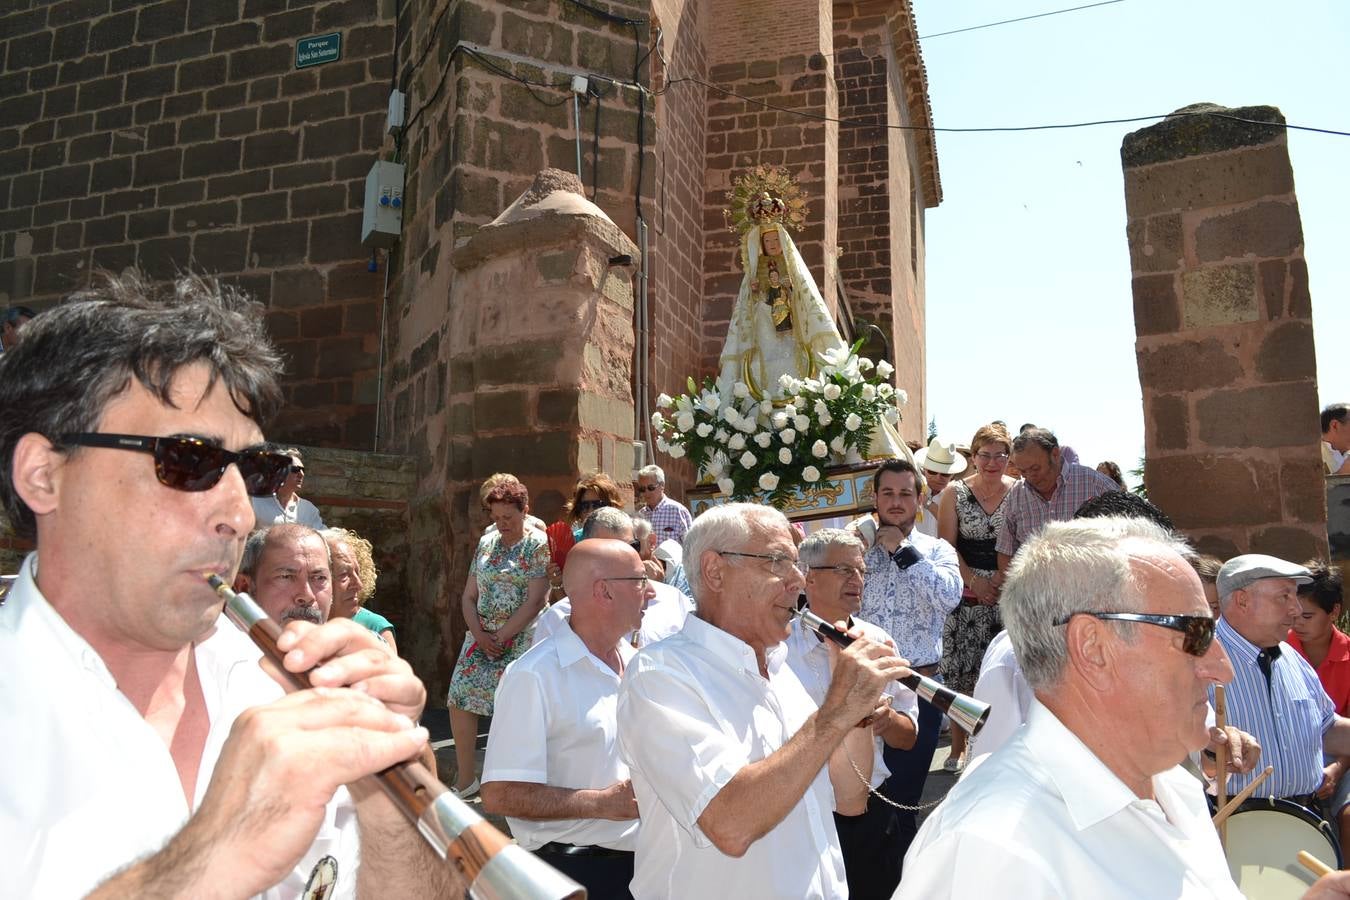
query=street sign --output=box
[296,32,342,69]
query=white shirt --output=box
[783,614,918,788]
[532,580,693,650]
[897,701,1243,900]
[967,630,1034,765]
[250,493,326,529]
[617,615,848,900]
[1325,441,1348,474]
[0,554,358,900]
[483,621,639,851]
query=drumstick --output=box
[1210,765,1274,826]
[1298,850,1335,878]
[1214,685,1228,845]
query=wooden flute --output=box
[205,574,585,900]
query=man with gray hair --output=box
[618,503,909,899]
[899,516,1244,897]
[1213,554,1350,806]
[995,427,1116,573]
[234,524,333,625]
[634,463,693,544]
[533,507,692,648]
[787,527,918,898]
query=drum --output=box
[1225,798,1341,898]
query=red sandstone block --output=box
[1195,382,1320,449]
[1147,454,1281,528]
[1123,143,1295,218]
[1254,320,1315,384]
[1194,200,1304,264]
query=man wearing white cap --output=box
[1214,554,1350,806]
[913,438,967,538]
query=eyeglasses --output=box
[603,574,650,588]
[719,550,802,578]
[808,565,870,579]
[976,451,1010,462]
[1052,611,1217,657]
[638,483,662,493]
[60,433,293,497]
[629,539,643,552]
[291,465,305,474]
[575,499,610,512]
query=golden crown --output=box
[724,166,807,237]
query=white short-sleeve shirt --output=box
[617,615,847,899]
[483,622,638,851]
[0,554,359,900]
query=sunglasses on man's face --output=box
[60,433,294,497]
[1053,611,1216,657]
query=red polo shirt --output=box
[1288,626,1350,716]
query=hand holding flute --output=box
[202,575,583,900]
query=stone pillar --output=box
[432,168,637,684]
[1122,104,1325,561]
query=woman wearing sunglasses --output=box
[447,477,550,799]
[544,472,624,600]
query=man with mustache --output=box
[236,524,333,626]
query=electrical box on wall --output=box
[361,160,404,248]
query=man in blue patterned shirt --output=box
[1214,554,1350,809]
[859,458,962,861]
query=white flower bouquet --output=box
[651,342,906,505]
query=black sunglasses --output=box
[1053,611,1216,657]
[575,499,610,512]
[60,433,294,497]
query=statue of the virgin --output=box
[716,168,910,462]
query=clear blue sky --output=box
[914,0,1349,483]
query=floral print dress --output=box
[446,529,549,716]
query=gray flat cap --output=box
[1217,553,1313,598]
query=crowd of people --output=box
[5,273,1350,900]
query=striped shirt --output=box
[1211,616,1334,798]
[995,463,1117,558]
[635,495,693,544]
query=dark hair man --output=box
[995,427,1117,574]
[859,457,962,859]
[1323,404,1350,475]
[0,271,458,898]
[0,304,34,352]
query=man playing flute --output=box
[0,271,461,899]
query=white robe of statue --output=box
[715,223,909,461]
